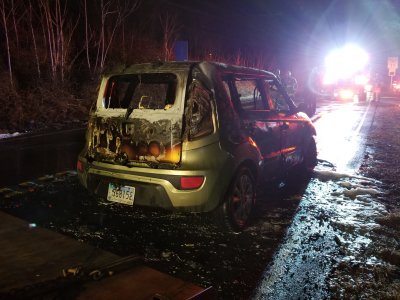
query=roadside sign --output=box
[174,40,188,61]
[388,56,398,73]
[388,57,398,88]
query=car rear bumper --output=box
[77,158,232,212]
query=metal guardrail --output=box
[0,127,86,186]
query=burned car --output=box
[77,61,317,231]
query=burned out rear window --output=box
[103,73,177,109]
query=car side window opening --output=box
[222,79,242,113]
[214,77,247,145]
[265,79,290,112]
[103,73,177,110]
[186,80,214,140]
[234,78,266,111]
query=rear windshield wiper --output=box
[125,103,134,120]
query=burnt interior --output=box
[86,72,183,166]
[87,117,182,165]
[103,73,177,110]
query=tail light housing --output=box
[77,160,84,173]
[180,176,205,190]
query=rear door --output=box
[223,75,284,178]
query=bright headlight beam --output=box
[324,44,369,81]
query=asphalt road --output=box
[314,99,378,172]
[254,98,382,299]
[0,98,386,299]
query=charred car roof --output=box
[105,61,277,79]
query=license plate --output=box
[107,183,135,205]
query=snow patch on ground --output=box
[0,132,21,139]
[313,164,383,200]
[342,187,381,198]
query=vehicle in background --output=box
[320,44,372,102]
[331,79,369,101]
[77,61,317,232]
[392,80,400,94]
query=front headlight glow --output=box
[338,89,355,100]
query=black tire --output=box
[217,166,256,232]
[302,137,317,173]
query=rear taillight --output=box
[180,176,204,190]
[77,160,83,173]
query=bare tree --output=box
[29,1,41,79]
[39,0,80,82]
[234,49,242,66]
[10,0,19,49]
[159,12,180,61]
[0,0,14,88]
[84,0,92,73]
[40,0,58,80]
[88,0,141,75]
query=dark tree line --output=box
[0,0,157,89]
[1,0,397,131]
[0,0,273,130]
[0,0,280,93]
[0,0,164,129]
[2,0,399,90]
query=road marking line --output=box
[353,101,371,137]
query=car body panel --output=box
[77,61,316,213]
[279,111,314,168]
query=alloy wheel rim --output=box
[231,173,254,227]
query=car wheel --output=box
[218,166,256,232]
[302,137,317,173]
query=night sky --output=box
[155,0,400,74]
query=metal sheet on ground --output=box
[78,266,215,300]
[0,211,213,299]
[0,210,118,292]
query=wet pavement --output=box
[253,166,386,299]
[315,100,377,172]
[0,99,399,299]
